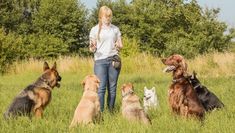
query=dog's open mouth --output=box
[163,65,176,73]
[56,76,61,88]
[56,82,61,88]
[144,95,151,100]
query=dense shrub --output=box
[0,28,24,73]
[22,33,68,58]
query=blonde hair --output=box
[98,6,113,40]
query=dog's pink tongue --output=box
[163,66,176,73]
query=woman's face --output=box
[101,16,111,25]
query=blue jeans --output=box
[94,57,121,112]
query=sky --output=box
[80,0,235,27]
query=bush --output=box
[22,33,69,59]
[120,36,140,57]
[0,28,69,73]
[0,28,24,73]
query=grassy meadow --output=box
[0,52,235,133]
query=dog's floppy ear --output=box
[174,55,188,77]
[81,80,85,88]
[129,83,134,91]
[52,62,57,70]
[161,58,166,64]
[96,78,100,89]
[81,79,86,88]
[179,57,188,77]
[43,62,50,71]
[96,78,100,84]
[179,58,187,71]
[121,84,126,91]
[92,75,100,89]
[121,84,126,94]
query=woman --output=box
[89,6,123,112]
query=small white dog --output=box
[143,87,158,112]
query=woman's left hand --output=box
[115,38,123,51]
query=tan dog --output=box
[121,83,151,125]
[69,75,100,128]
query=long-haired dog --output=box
[4,62,61,119]
[69,75,100,128]
[189,71,224,111]
[121,83,151,124]
[143,87,158,112]
[162,54,205,119]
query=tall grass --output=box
[8,52,235,77]
[188,52,235,77]
[0,52,234,132]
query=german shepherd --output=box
[4,62,61,119]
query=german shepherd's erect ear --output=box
[43,62,50,71]
[51,62,57,70]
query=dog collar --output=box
[39,77,52,90]
[172,77,185,83]
[193,83,201,89]
[122,90,134,98]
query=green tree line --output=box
[0,0,235,73]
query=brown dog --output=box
[4,62,61,119]
[162,54,205,119]
[121,83,151,124]
[69,75,100,127]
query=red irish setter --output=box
[162,54,205,119]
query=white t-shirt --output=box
[89,24,121,61]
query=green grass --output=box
[0,54,235,132]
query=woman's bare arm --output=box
[115,37,123,51]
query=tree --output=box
[0,28,24,73]
[90,0,235,58]
[32,0,88,53]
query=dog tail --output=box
[139,109,152,125]
[218,100,225,108]
[3,104,12,120]
[3,111,10,120]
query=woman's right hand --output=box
[89,39,97,53]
